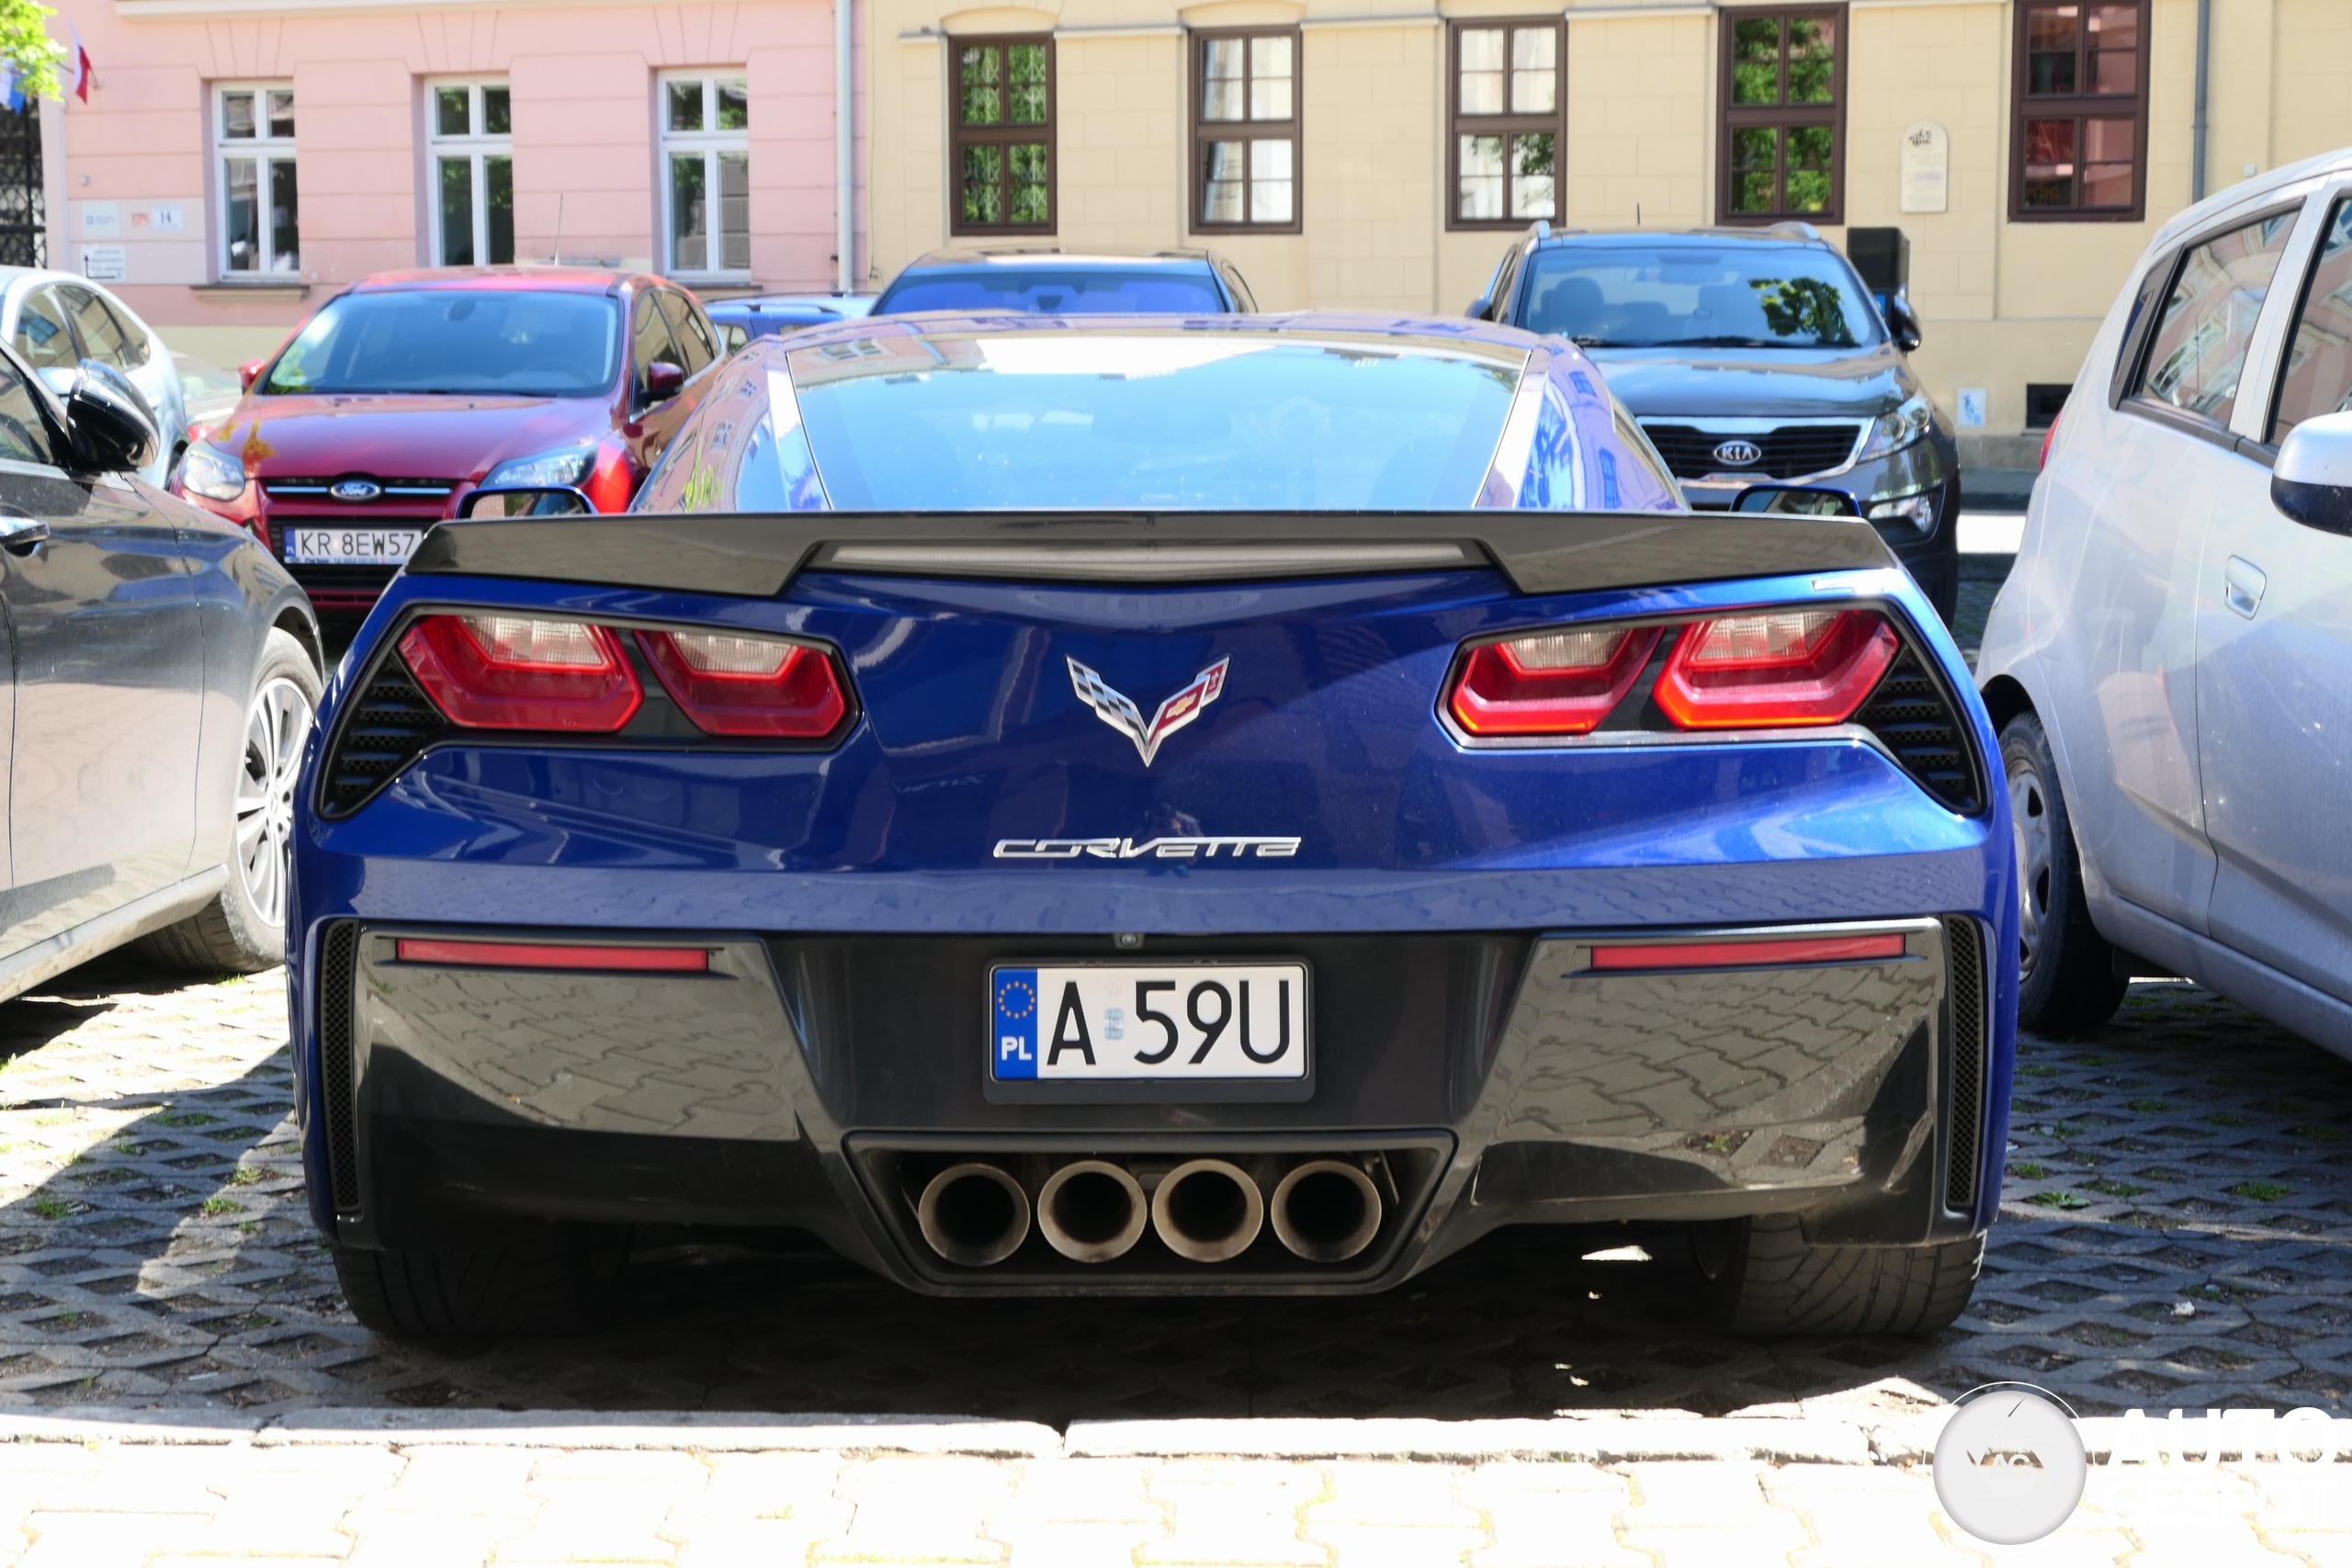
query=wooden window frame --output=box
[1190,26,1303,236]
[1446,18,1565,233]
[1715,5,1848,227]
[950,35,1057,238]
[2008,0,2151,223]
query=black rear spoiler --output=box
[403,510,1896,599]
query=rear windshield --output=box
[874,268,1227,316]
[790,332,1521,509]
[261,290,621,397]
[1519,245,1883,351]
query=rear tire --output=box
[332,1233,628,1338]
[2003,711,2128,1035]
[1693,1213,1983,1337]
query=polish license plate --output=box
[286,527,422,565]
[989,962,1309,1083]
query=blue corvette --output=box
[289,311,2016,1339]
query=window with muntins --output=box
[429,80,514,266]
[2012,1,2149,220]
[1450,20,1561,230]
[662,74,750,276]
[1193,29,1299,232]
[954,37,1054,234]
[217,84,300,275]
[1717,6,1845,224]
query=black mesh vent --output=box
[321,654,449,817]
[1854,649,1983,815]
[1941,915,1986,1214]
[1640,423,1865,481]
[319,922,362,1215]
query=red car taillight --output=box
[1590,932,1907,971]
[399,615,643,731]
[395,938,709,973]
[1651,610,1897,730]
[1447,626,1663,736]
[637,629,849,739]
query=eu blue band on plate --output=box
[992,969,1041,1079]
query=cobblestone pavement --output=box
[0,957,2346,1425]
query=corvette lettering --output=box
[994,836,1300,860]
[1068,656,1229,766]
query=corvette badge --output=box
[1067,656,1229,766]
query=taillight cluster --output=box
[397,614,850,739]
[1446,608,1899,738]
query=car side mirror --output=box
[1465,296,1493,321]
[459,485,595,520]
[1732,484,1860,517]
[1884,297,1923,353]
[2271,411,2352,534]
[640,360,686,404]
[65,359,161,476]
[239,359,266,392]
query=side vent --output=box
[322,656,449,817]
[1941,915,1987,1214]
[1854,649,1984,815]
[318,922,363,1216]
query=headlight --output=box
[180,442,246,502]
[1867,490,1939,536]
[485,443,598,489]
[1858,392,1934,460]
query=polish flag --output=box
[67,24,93,103]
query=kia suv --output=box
[175,268,726,626]
[1475,224,1961,621]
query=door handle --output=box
[2224,555,2267,619]
[0,512,47,554]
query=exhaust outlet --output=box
[1271,1159,1384,1262]
[1150,1158,1264,1262]
[916,1163,1032,1267]
[1036,1160,1148,1263]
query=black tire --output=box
[1693,1213,1984,1337]
[134,628,322,974]
[332,1233,628,1338]
[2002,711,2127,1035]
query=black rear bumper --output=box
[317,919,1991,1293]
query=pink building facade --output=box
[47,0,862,367]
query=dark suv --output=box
[1473,223,1959,621]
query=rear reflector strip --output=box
[393,939,710,973]
[1590,933,1907,971]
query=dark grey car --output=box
[1473,223,1961,622]
[0,344,322,1001]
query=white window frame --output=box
[213,81,300,276]
[426,77,514,267]
[657,71,752,280]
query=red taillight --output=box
[394,938,708,972]
[1651,610,1897,730]
[1590,932,1906,970]
[1448,626,1663,736]
[637,630,849,738]
[399,615,643,731]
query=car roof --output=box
[754,307,1546,362]
[1532,225,1834,252]
[345,266,642,295]
[899,248,1224,270]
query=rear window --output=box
[261,289,621,397]
[788,331,1522,509]
[874,268,1228,316]
[1518,244,1883,351]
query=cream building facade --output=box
[865,0,2352,457]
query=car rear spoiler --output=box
[403,510,1896,600]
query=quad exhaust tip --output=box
[1037,1159,1148,1263]
[1151,1157,1264,1263]
[1271,1159,1384,1263]
[917,1162,1032,1267]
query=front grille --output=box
[319,922,363,1215]
[320,654,449,817]
[1941,915,1986,1214]
[1640,422,1865,481]
[1853,649,1983,815]
[265,477,455,499]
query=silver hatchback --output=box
[1977,147,2352,1053]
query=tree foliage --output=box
[0,0,67,103]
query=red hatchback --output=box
[175,268,726,620]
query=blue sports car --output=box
[289,311,2016,1338]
